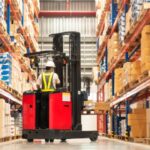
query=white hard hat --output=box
[46,61,55,68]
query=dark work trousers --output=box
[40,92,49,129]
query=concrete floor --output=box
[0,137,150,150]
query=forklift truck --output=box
[22,32,98,142]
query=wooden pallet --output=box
[0,80,22,101]
[2,136,21,142]
[140,70,150,81]
[129,138,150,144]
[114,135,126,141]
[124,80,139,91]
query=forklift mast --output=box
[50,32,82,130]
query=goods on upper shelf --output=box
[107,32,120,67]
[0,52,32,94]
[141,25,150,73]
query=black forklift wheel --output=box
[50,139,54,143]
[61,139,66,142]
[45,139,49,143]
[27,139,33,143]
[90,136,98,142]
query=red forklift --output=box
[22,32,98,142]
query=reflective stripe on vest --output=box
[42,72,55,92]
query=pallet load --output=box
[128,108,147,138]
[108,32,120,67]
[123,62,131,88]
[126,7,132,34]
[0,99,12,138]
[146,108,150,138]
[130,60,141,82]
[0,99,5,138]
[0,52,32,94]
[104,79,112,101]
[141,25,150,74]
[114,68,123,95]
[108,114,112,135]
[0,53,12,86]
[104,82,109,101]
[118,11,126,43]
[122,60,141,88]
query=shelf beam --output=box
[0,89,22,105]
[110,77,150,107]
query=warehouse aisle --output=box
[0,137,149,150]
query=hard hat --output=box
[46,61,55,68]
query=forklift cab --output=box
[22,32,98,142]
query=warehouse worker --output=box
[37,60,60,91]
[37,60,60,129]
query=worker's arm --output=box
[54,73,60,84]
[37,74,42,89]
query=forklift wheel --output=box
[50,139,54,143]
[61,139,66,143]
[27,139,33,143]
[90,136,98,142]
[45,139,49,143]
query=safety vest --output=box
[42,72,55,92]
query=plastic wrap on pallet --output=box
[100,57,106,75]
[130,0,148,23]
[0,0,4,18]
[118,12,126,43]
[0,53,12,86]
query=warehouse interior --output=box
[0,0,150,149]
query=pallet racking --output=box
[96,0,150,139]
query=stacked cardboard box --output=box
[0,53,12,86]
[0,99,5,138]
[104,82,109,101]
[0,52,32,94]
[130,60,141,82]
[14,113,22,136]
[92,66,100,84]
[114,68,123,95]
[121,119,126,136]
[123,62,131,87]
[108,32,120,66]
[0,99,12,138]
[122,60,141,87]
[126,7,132,34]
[108,114,112,135]
[104,79,112,101]
[141,25,150,73]
[14,34,26,55]
[146,109,150,138]
[118,12,126,42]
[128,108,146,138]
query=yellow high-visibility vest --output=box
[42,72,55,92]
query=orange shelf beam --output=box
[98,10,150,91]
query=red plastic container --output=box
[49,93,72,130]
[23,94,36,130]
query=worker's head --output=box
[45,61,55,71]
